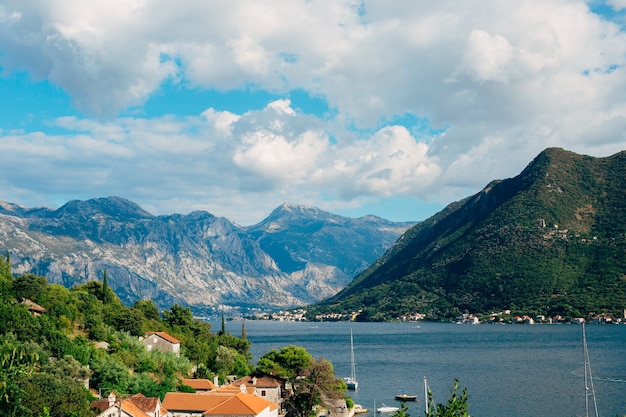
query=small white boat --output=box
[377,404,399,413]
[353,404,368,414]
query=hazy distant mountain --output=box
[0,197,413,314]
[316,148,626,321]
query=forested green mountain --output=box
[313,148,626,321]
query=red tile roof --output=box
[231,375,283,388]
[144,331,181,344]
[183,378,216,390]
[162,390,278,415]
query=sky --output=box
[1,0,626,225]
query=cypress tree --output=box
[241,320,247,341]
[102,268,110,303]
[220,313,226,335]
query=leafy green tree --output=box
[133,299,161,321]
[41,354,91,383]
[39,284,80,325]
[283,357,346,417]
[257,345,313,379]
[12,273,48,302]
[0,335,40,415]
[0,252,12,302]
[89,351,131,395]
[425,379,470,417]
[18,372,93,417]
[258,346,345,417]
[115,308,145,336]
[0,302,42,342]
[163,304,193,327]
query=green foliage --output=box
[0,252,12,302]
[282,357,346,417]
[426,380,470,417]
[345,396,354,409]
[0,269,252,415]
[392,402,410,417]
[13,273,48,302]
[257,345,313,379]
[163,304,193,327]
[133,299,160,320]
[18,372,93,417]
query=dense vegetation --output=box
[0,255,253,416]
[257,345,347,417]
[312,148,626,322]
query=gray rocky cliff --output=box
[0,197,414,314]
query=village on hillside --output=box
[88,331,353,417]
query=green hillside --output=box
[0,257,252,416]
[312,148,626,321]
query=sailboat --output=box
[582,323,599,417]
[344,328,358,390]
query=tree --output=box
[283,357,346,417]
[18,372,93,417]
[257,345,313,379]
[163,304,193,327]
[258,346,345,417]
[219,313,226,335]
[0,335,40,415]
[13,273,48,302]
[102,268,112,304]
[0,252,13,302]
[133,299,161,321]
[425,379,470,417]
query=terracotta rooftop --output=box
[91,394,156,417]
[162,390,278,415]
[183,378,216,390]
[231,375,283,388]
[144,331,181,344]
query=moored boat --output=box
[377,404,399,413]
[353,404,368,414]
[344,328,358,390]
[395,393,418,401]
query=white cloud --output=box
[608,0,626,11]
[1,1,626,223]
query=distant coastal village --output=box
[250,308,626,325]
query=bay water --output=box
[220,320,626,417]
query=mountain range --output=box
[0,198,413,315]
[317,148,626,321]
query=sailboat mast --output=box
[350,328,356,381]
[582,323,599,417]
[423,376,429,416]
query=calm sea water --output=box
[219,320,626,417]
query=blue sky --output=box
[1,1,626,225]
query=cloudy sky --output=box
[1,0,626,225]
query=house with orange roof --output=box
[182,378,216,393]
[162,385,279,417]
[141,332,181,355]
[91,392,167,417]
[230,375,285,405]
